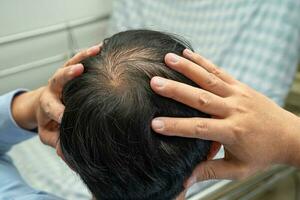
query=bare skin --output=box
[12,45,101,153]
[11,46,300,199]
[150,49,300,187]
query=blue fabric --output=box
[0,90,62,200]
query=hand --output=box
[150,49,300,186]
[36,45,101,149]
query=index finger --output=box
[152,117,233,144]
[49,64,84,93]
[150,76,230,117]
[165,53,233,97]
[63,44,101,67]
[183,49,237,84]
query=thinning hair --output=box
[60,30,211,200]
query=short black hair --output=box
[60,30,211,200]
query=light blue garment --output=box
[0,90,62,200]
[1,1,299,199]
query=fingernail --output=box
[168,53,179,63]
[87,45,100,55]
[70,64,83,72]
[152,77,166,87]
[69,64,83,76]
[152,119,164,131]
[184,49,193,56]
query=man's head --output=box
[60,30,212,200]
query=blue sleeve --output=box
[0,90,36,154]
[0,90,64,200]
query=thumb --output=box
[38,120,60,148]
[185,159,241,188]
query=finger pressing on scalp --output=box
[182,49,237,84]
[164,53,233,97]
[151,77,230,117]
[151,117,231,144]
[49,64,84,92]
[63,44,101,67]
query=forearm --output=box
[0,90,37,154]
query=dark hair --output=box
[60,30,211,200]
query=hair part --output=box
[60,29,211,200]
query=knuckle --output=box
[197,91,211,107]
[228,101,247,115]
[50,69,62,85]
[234,105,247,114]
[229,123,246,143]
[41,99,52,118]
[48,73,58,86]
[232,124,243,135]
[194,120,209,137]
[211,66,222,76]
[44,103,51,117]
[235,85,252,99]
[240,91,252,99]
[206,73,218,88]
[202,164,217,180]
[48,79,56,90]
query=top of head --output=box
[60,29,211,200]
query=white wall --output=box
[0,0,112,94]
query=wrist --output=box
[282,112,300,167]
[11,87,44,130]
